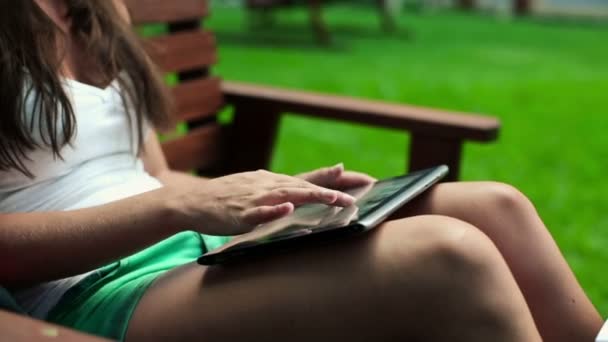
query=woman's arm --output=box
[0,133,355,287]
[139,130,209,188]
[0,186,179,287]
[1,133,202,287]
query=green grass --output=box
[206,5,608,313]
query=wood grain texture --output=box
[161,124,223,172]
[409,135,463,181]
[0,310,113,342]
[125,0,208,24]
[222,81,500,142]
[225,103,280,173]
[145,31,216,73]
[172,77,224,121]
[125,0,499,180]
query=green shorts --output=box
[47,232,230,341]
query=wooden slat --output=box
[161,124,223,172]
[172,77,223,121]
[225,103,280,173]
[125,0,208,25]
[223,81,500,142]
[409,134,463,181]
[145,31,216,73]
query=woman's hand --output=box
[165,170,356,236]
[296,163,376,190]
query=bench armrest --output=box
[222,81,499,142]
[221,81,500,180]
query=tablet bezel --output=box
[198,165,449,265]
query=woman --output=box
[0,0,602,341]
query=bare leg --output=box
[126,216,541,342]
[396,182,603,341]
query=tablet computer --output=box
[197,165,449,265]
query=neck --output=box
[34,0,115,88]
[34,0,82,81]
[34,0,70,32]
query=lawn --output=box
[206,4,608,313]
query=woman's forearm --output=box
[0,187,179,287]
[0,168,357,287]
[155,169,208,188]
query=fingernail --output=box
[321,189,338,199]
[342,193,356,205]
[276,202,293,212]
[327,163,343,175]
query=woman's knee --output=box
[381,215,495,264]
[376,216,537,340]
[404,181,538,227]
[423,181,542,241]
[378,215,503,288]
[472,182,537,218]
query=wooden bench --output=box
[128,0,500,182]
[0,0,500,338]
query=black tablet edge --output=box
[198,165,449,266]
[197,223,365,265]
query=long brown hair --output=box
[0,0,172,177]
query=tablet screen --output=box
[210,171,424,253]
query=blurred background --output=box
[207,0,608,314]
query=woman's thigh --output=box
[395,181,556,265]
[395,182,603,342]
[125,215,539,342]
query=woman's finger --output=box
[254,187,354,207]
[296,163,344,187]
[241,202,294,226]
[296,165,375,190]
[334,171,377,190]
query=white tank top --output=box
[0,78,163,318]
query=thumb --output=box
[306,163,344,186]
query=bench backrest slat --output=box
[125,0,226,174]
[126,0,208,25]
